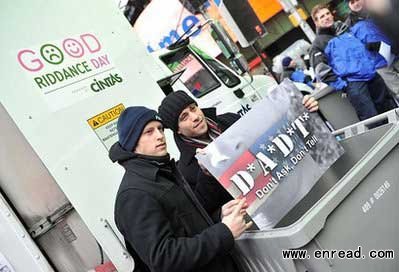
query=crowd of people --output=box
[109,0,398,271]
[281,0,398,122]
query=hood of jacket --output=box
[109,142,135,165]
[109,141,170,168]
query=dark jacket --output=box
[344,10,368,27]
[109,142,239,272]
[174,108,240,220]
[309,22,349,90]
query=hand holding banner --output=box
[196,80,344,229]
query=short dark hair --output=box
[311,4,331,22]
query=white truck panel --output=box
[0,0,179,270]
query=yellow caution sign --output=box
[87,104,125,129]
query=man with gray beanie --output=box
[158,91,319,220]
[109,106,251,272]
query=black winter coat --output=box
[344,10,368,28]
[109,142,239,272]
[174,108,240,220]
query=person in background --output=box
[345,0,399,101]
[158,91,318,221]
[280,56,314,88]
[344,0,368,26]
[365,0,399,54]
[309,4,349,90]
[110,106,251,272]
[310,4,396,121]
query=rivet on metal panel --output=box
[21,234,26,238]
[5,212,11,217]
[35,255,40,260]
[123,252,129,259]
[28,116,33,119]
[64,167,68,171]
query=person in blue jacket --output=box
[365,0,399,54]
[310,4,396,121]
[345,0,399,100]
[280,56,314,88]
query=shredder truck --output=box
[1,1,399,272]
[0,0,277,271]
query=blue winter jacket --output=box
[325,32,376,82]
[350,19,392,69]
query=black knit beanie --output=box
[158,91,197,132]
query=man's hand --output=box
[221,198,248,219]
[302,95,319,112]
[222,198,253,238]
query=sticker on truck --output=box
[16,33,124,112]
[87,104,125,150]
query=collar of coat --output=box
[174,107,219,166]
[109,141,174,182]
[124,156,177,184]
[317,26,336,36]
[348,11,368,26]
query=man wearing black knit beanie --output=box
[158,90,319,220]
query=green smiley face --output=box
[40,44,64,65]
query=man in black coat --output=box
[109,106,251,272]
[309,4,349,89]
[158,91,319,220]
